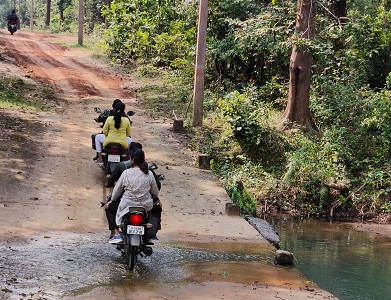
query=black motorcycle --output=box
[119,205,159,271]
[8,21,17,35]
[111,163,163,271]
[101,143,129,175]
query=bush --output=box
[228,181,257,216]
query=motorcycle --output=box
[111,163,163,271]
[8,21,17,35]
[91,107,135,175]
[119,205,157,271]
[101,143,129,175]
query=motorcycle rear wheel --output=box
[126,245,138,271]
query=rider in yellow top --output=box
[95,102,131,164]
[102,111,131,149]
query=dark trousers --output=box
[106,201,120,231]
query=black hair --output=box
[112,99,122,109]
[11,9,15,14]
[130,149,149,174]
[113,102,125,129]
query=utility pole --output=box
[192,0,208,127]
[78,0,84,45]
[30,0,34,31]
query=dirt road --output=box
[0,30,336,299]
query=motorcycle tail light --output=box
[129,214,143,225]
[107,148,121,155]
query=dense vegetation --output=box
[1,0,391,221]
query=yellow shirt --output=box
[102,116,131,150]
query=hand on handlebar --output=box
[102,200,112,209]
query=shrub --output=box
[228,181,257,216]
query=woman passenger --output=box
[103,149,160,244]
[94,102,131,165]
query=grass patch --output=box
[134,68,191,119]
[0,75,57,111]
[138,84,189,118]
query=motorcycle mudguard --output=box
[130,234,141,246]
[146,215,160,239]
[109,162,118,173]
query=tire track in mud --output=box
[0,31,127,101]
[7,40,83,98]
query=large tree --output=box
[281,0,317,128]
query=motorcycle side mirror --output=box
[127,111,135,116]
[94,107,101,113]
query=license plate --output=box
[108,154,120,162]
[127,225,144,235]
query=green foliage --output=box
[136,79,190,118]
[281,131,348,210]
[136,65,161,78]
[282,133,344,187]
[213,153,279,200]
[387,72,391,89]
[361,90,391,164]
[208,1,295,89]
[219,90,262,147]
[102,0,196,66]
[382,202,391,213]
[258,76,289,109]
[343,5,391,88]
[228,181,257,216]
[217,87,289,167]
[57,0,73,16]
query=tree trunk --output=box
[45,0,51,27]
[105,0,112,29]
[282,0,317,129]
[332,0,347,20]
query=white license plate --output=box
[108,154,120,162]
[127,225,144,235]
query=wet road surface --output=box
[0,232,312,299]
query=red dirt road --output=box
[0,31,129,101]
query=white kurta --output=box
[111,167,159,226]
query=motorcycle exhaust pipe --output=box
[142,247,153,256]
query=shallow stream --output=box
[268,218,391,300]
[0,232,310,299]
